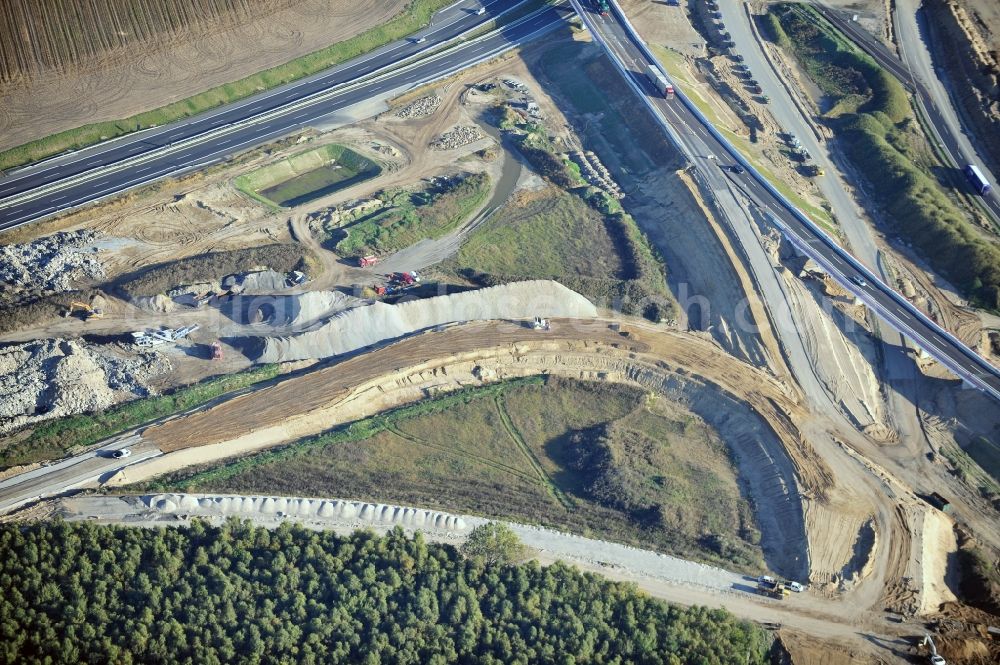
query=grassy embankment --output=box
[0,365,279,469]
[444,66,674,321]
[763,3,1000,310]
[0,0,456,173]
[141,377,765,571]
[331,172,492,256]
[234,144,382,209]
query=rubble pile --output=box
[0,339,171,434]
[395,95,441,119]
[431,125,485,150]
[0,231,106,297]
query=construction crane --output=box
[65,301,104,321]
[920,634,946,665]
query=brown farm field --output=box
[0,0,410,155]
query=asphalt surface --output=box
[0,435,158,514]
[812,2,1000,224]
[717,2,924,443]
[0,0,571,231]
[577,0,1000,402]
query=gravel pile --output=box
[0,231,105,297]
[431,125,485,150]
[254,280,598,363]
[395,95,441,119]
[0,339,171,435]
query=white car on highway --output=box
[112,448,132,459]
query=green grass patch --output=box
[443,96,672,321]
[0,0,457,173]
[446,183,673,321]
[0,365,280,469]
[234,144,381,208]
[452,186,625,278]
[332,172,491,256]
[141,377,764,571]
[766,2,1000,310]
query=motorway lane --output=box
[581,3,1000,402]
[813,2,1000,223]
[0,435,160,514]
[0,5,572,231]
[717,1,924,440]
[0,0,517,202]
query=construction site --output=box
[1,4,999,664]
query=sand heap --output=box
[0,339,170,435]
[253,281,598,363]
[229,290,363,328]
[147,493,469,533]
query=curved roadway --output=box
[574,0,1000,403]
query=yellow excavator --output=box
[65,301,104,321]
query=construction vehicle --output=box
[756,576,789,599]
[919,634,946,664]
[210,341,224,361]
[532,317,550,331]
[359,255,378,268]
[387,271,420,287]
[802,164,824,177]
[65,301,104,321]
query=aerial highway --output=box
[571,0,1000,403]
[812,2,1000,224]
[0,0,570,231]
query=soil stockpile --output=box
[252,281,599,363]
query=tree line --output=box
[0,519,771,664]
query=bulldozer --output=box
[65,301,104,321]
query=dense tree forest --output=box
[0,520,771,664]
